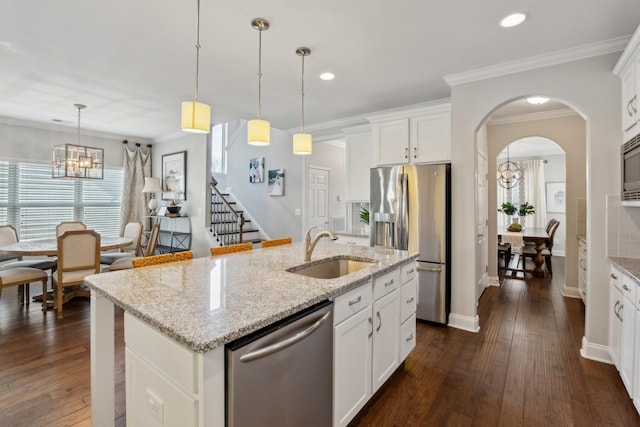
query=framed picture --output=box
[162,151,187,200]
[249,157,264,183]
[546,182,565,213]
[268,169,285,196]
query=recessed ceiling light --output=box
[526,96,549,105]
[500,12,527,28]
[320,72,335,81]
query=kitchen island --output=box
[86,242,418,426]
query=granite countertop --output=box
[609,257,640,285]
[85,242,417,353]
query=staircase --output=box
[210,183,262,246]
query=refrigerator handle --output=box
[417,264,443,273]
[398,172,409,250]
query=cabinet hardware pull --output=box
[385,279,394,287]
[618,304,624,321]
[406,333,413,342]
[413,146,417,159]
[611,274,618,280]
[376,311,382,331]
[348,296,362,306]
[406,268,414,274]
[628,99,635,117]
[368,317,373,338]
[407,297,415,304]
[405,147,408,159]
[623,285,630,292]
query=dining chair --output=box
[0,267,48,305]
[131,250,193,268]
[497,242,512,273]
[52,229,100,318]
[107,224,160,271]
[260,237,292,248]
[210,242,253,256]
[100,221,143,265]
[500,232,524,272]
[0,224,58,277]
[56,221,86,237]
[522,221,560,276]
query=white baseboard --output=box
[580,336,613,364]
[448,313,480,333]
[562,285,581,299]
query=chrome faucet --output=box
[304,226,338,261]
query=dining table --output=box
[498,227,549,278]
[0,235,133,304]
[0,236,132,257]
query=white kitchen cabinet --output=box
[634,303,640,413]
[373,119,410,165]
[371,288,401,392]
[333,300,372,427]
[343,125,373,201]
[619,275,637,395]
[615,26,640,141]
[370,104,451,166]
[333,261,416,427]
[578,239,587,303]
[609,268,622,367]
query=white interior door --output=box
[476,153,488,300]
[308,167,330,236]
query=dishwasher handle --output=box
[239,311,331,363]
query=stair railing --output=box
[210,183,245,245]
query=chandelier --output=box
[52,104,104,180]
[293,47,312,155]
[247,18,271,146]
[496,145,522,189]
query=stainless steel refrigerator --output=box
[370,164,451,324]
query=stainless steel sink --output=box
[287,256,377,279]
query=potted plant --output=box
[518,202,535,217]
[359,207,369,225]
[497,202,517,217]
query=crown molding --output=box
[365,98,451,123]
[287,115,369,134]
[0,115,152,144]
[444,36,631,87]
[614,27,640,74]
[488,108,578,126]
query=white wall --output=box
[153,133,211,258]
[450,53,621,358]
[307,141,347,222]
[225,126,304,242]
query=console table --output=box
[142,215,191,254]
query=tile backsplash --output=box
[607,194,640,258]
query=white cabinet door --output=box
[634,306,640,413]
[621,62,638,138]
[610,279,622,368]
[410,113,451,163]
[345,129,373,201]
[620,291,636,395]
[373,119,409,165]
[371,289,400,392]
[333,306,372,427]
[400,313,416,361]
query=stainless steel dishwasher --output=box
[226,300,333,427]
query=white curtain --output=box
[120,142,151,233]
[496,181,509,230]
[521,160,547,228]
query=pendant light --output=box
[247,18,270,146]
[496,145,523,189]
[52,104,104,180]
[181,0,211,134]
[293,47,312,155]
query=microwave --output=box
[622,133,640,203]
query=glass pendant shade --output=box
[293,133,312,155]
[181,101,211,133]
[247,119,270,146]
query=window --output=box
[0,160,122,239]
[211,122,228,175]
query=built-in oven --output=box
[622,133,640,204]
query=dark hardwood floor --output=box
[0,257,638,426]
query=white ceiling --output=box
[1,1,639,140]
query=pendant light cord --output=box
[77,106,81,144]
[300,52,305,132]
[194,0,201,102]
[257,25,263,119]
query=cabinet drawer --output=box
[621,275,638,309]
[373,269,400,300]
[400,262,417,285]
[400,314,416,361]
[611,267,622,289]
[125,313,198,394]
[401,278,417,322]
[334,281,373,325]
